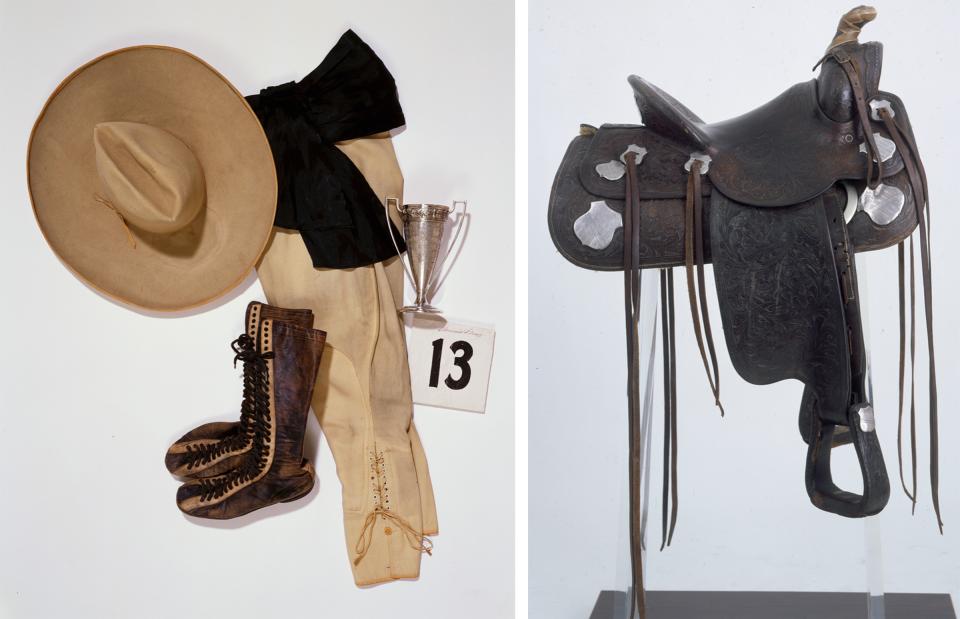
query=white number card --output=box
[404,316,495,413]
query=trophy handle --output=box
[384,197,417,287]
[426,199,468,292]
[385,196,403,223]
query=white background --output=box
[530,1,959,617]
[0,1,514,617]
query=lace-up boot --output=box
[176,318,326,519]
[165,301,313,478]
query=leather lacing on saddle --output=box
[877,102,940,531]
[621,152,645,617]
[683,161,724,419]
[183,334,262,470]
[622,151,726,619]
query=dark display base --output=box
[589,590,957,619]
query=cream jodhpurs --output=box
[256,135,438,585]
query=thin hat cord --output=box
[93,194,136,248]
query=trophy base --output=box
[399,304,443,314]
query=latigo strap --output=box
[622,151,645,618]
[877,106,941,532]
[684,162,724,416]
[659,268,677,552]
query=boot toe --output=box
[164,422,242,476]
[176,480,228,518]
[176,479,206,504]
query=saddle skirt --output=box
[549,89,920,272]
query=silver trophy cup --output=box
[385,198,466,314]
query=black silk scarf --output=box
[246,30,406,269]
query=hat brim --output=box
[28,46,277,312]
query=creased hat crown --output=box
[93,121,205,234]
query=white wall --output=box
[529,1,959,617]
[0,1,514,617]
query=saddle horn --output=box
[826,5,877,51]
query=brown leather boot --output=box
[165,301,314,478]
[176,318,326,519]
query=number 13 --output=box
[429,338,473,390]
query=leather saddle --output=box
[548,8,937,617]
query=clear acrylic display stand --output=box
[589,263,956,619]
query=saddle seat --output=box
[629,75,902,207]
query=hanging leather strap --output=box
[694,172,722,414]
[623,152,646,619]
[660,269,678,551]
[877,107,941,532]
[684,163,725,416]
[908,238,919,513]
[896,240,918,511]
[666,271,678,546]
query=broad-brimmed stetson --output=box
[27,45,277,311]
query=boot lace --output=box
[196,344,274,501]
[183,334,265,470]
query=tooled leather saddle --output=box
[547,7,938,616]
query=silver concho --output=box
[859,133,897,163]
[855,404,876,433]
[860,183,905,226]
[869,98,895,121]
[620,144,648,164]
[574,201,623,250]
[596,160,626,181]
[842,181,906,226]
[596,144,648,181]
[684,152,711,174]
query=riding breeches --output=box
[256,134,438,585]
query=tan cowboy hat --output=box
[27,45,277,312]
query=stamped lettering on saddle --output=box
[547,7,938,618]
